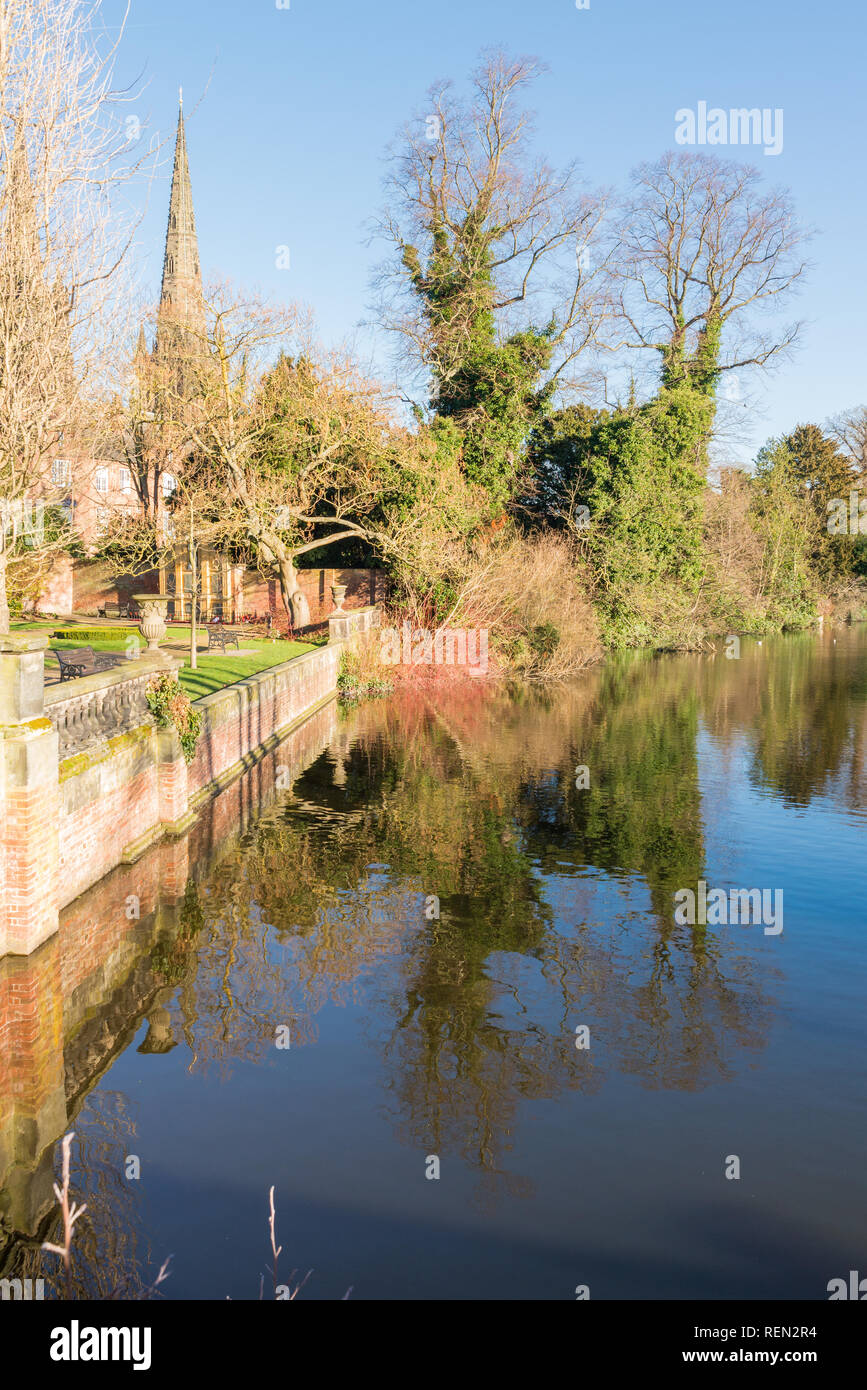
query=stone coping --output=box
[0,632,51,653]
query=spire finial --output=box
[179,85,183,108]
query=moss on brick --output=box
[59,724,153,783]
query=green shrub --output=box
[337,648,393,705]
[146,673,202,763]
[528,622,560,659]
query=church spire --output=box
[157,94,204,343]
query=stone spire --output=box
[156,92,205,361]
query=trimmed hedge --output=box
[51,627,139,642]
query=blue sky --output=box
[101,0,865,465]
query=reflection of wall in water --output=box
[0,697,338,1273]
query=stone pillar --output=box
[0,938,68,1231]
[156,724,193,834]
[152,655,193,833]
[157,830,191,901]
[0,635,60,957]
[327,604,380,646]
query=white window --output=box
[162,472,177,499]
[119,466,132,493]
[94,467,109,494]
[52,459,71,486]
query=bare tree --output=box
[614,151,810,400]
[96,323,231,668]
[828,406,867,480]
[100,282,486,638]
[0,0,149,632]
[108,323,176,523]
[148,283,420,629]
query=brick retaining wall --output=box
[0,607,378,956]
[0,696,340,1234]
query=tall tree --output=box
[151,284,435,629]
[755,423,859,574]
[375,50,608,506]
[545,151,813,647]
[829,405,867,480]
[615,151,809,420]
[0,0,147,632]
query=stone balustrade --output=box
[44,656,179,760]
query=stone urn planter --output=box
[133,594,172,661]
[330,582,348,614]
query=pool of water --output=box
[1,626,865,1299]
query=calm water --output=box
[2,627,865,1299]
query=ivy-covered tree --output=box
[615,151,810,446]
[523,402,610,530]
[576,387,711,648]
[375,51,608,509]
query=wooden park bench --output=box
[54,646,119,682]
[207,621,240,652]
[97,600,137,619]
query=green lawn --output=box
[13,620,317,697]
[176,641,314,698]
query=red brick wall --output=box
[73,561,160,616]
[0,944,64,1130]
[0,696,339,1222]
[39,559,386,624]
[58,749,160,909]
[185,644,341,799]
[240,567,387,624]
[52,640,348,912]
[35,555,74,618]
[0,724,60,958]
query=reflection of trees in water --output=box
[7,631,858,1249]
[0,910,175,1289]
[170,674,786,1191]
[0,1091,155,1295]
[365,676,781,1177]
[698,628,867,809]
[173,712,554,1077]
